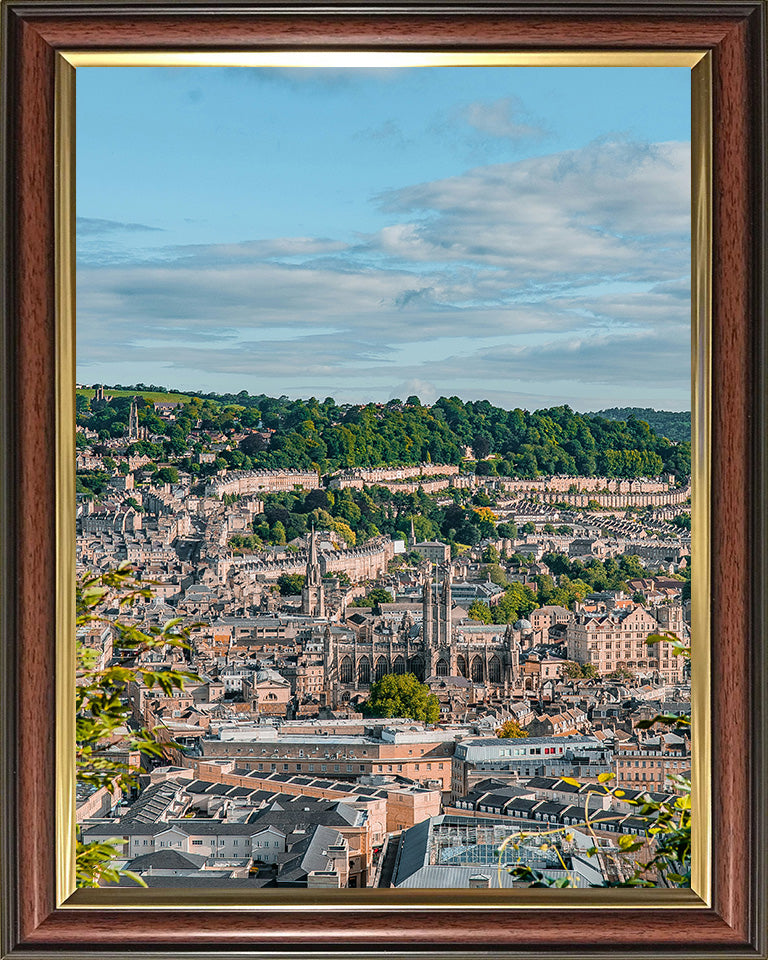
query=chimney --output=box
[306,870,340,889]
[327,841,349,887]
[468,874,491,888]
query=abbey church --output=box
[300,529,524,699]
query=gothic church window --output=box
[340,655,353,684]
[489,655,502,683]
[358,656,371,685]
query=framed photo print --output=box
[1,2,765,958]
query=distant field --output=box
[77,387,198,404]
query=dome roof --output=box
[514,618,533,631]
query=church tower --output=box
[439,563,453,646]
[301,527,325,617]
[504,623,521,690]
[128,396,140,440]
[422,566,434,646]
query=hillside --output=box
[77,386,198,405]
[77,388,691,480]
[594,408,691,444]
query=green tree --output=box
[76,564,199,887]
[352,587,394,609]
[483,563,509,587]
[563,661,598,680]
[496,719,528,738]
[491,582,537,624]
[496,521,517,539]
[361,673,440,722]
[607,667,635,681]
[481,544,500,564]
[152,466,179,485]
[277,573,306,596]
[270,520,287,545]
[467,600,493,623]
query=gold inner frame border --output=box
[55,49,712,911]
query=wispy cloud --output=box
[462,96,546,142]
[77,136,690,408]
[76,217,163,235]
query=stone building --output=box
[566,603,686,683]
[324,565,522,700]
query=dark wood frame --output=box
[1,2,766,957]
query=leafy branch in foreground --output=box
[502,636,691,889]
[76,562,200,887]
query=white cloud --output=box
[77,136,691,408]
[372,138,690,281]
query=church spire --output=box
[302,526,324,616]
[306,525,322,585]
[128,396,140,441]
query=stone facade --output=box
[324,566,522,697]
[221,535,395,583]
[204,469,320,498]
[566,603,685,683]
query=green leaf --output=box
[81,585,108,605]
[118,869,148,888]
[618,835,644,852]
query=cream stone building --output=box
[566,603,685,682]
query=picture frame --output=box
[1,2,766,957]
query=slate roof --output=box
[119,781,184,825]
[125,849,208,871]
[116,875,273,888]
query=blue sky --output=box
[76,65,691,410]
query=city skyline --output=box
[76,65,692,410]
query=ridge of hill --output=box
[593,408,691,444]
[77,388,691,480]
